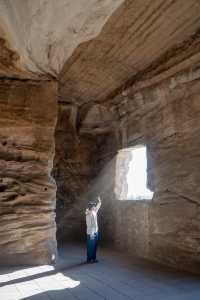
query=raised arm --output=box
[95,197,101,212]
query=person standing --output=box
[85,197,101,263]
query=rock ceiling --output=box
[59,0,200,105]
[0,0,200,102]
[0,0,123,77]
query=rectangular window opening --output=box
[115,145,154,201]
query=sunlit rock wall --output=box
[53,103,101,243]
[89,67,200,273]
[146,72,200,273]
[53,102,118,243]
[0,79,57,265]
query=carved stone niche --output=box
[79,104,116,135]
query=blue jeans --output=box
[87,232,99,262]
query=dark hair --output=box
[88,202,96,210]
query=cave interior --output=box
[0,0,200,279]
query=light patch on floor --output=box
[0,244,200,299]
[0,265,80,299]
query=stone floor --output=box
[0,244,200,300]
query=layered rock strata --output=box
[0,79,57,265]
[97,67,200,273]
[53,103,117,243]
[0,0,124,264]
[0,0,200,274]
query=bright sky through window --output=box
[127,146,153,200]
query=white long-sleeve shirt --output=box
[86,202,101,236]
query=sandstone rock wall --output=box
[112,201,150,257]
[146,73,200,273]
[1,0,200,272]
[0,79,57,265]
[53,102,118,243]
[53,103,98,242]
[89,67,200,273]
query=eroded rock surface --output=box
[53,103,117,242]
[0,79,57,265]
[0,0,124,264]
[0,0,124,76]
[98,67,200,273]
[60,0,200,104]
[0,0,200,274]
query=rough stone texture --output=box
[0,0,124,264]
[53,102,118,243]
[113,201,150,258]
[53,103,97,242]
[0,0,200,274]
[0,0,123,76]
[54,62,200,274]
[146,73,200,273]
[60,0,200,104]
[0,35,20,78]
[95,67,200,273]
[0,79,57,265]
